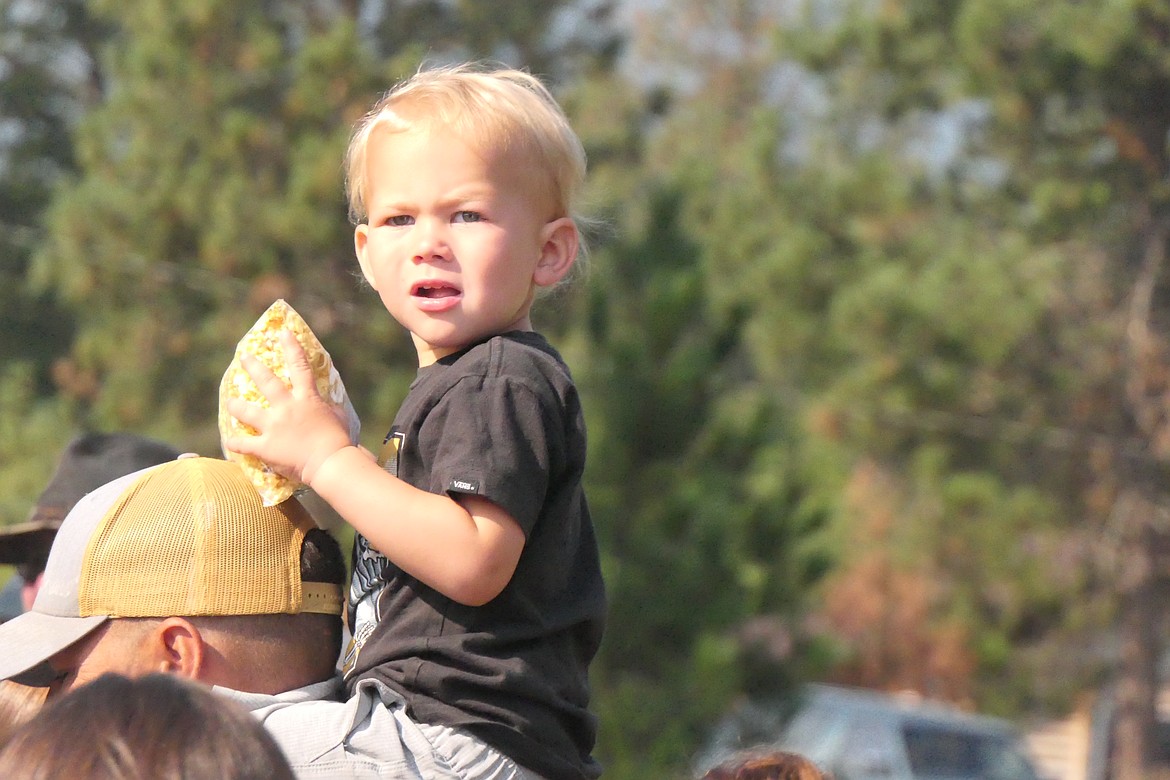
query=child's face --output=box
[354,123,573,366]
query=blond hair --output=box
[344,62,587,227]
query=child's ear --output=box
[354,224,378,289]
[533,218,579,288]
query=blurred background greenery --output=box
[4,0,1170,776]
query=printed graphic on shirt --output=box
[377,430,404,477]
[342,429,403,678]
[343,535,389,678]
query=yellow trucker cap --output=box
[0,455,342,684]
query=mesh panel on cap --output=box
[77,458,312,617]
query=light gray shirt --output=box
[217,676,459,779]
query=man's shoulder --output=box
[247,680,460,779]
[222,678,349,735]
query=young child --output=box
[225,62,606,780]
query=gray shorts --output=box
[418,722,547,780]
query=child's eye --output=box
[386,215,413,227]
[453,210,483,223]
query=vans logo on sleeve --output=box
[448,478,480,494]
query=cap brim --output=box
[0,610,107,683]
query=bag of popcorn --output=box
[219,299,360,506]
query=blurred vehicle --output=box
[696,683,1043,780]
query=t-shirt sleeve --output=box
[417,374,560,536]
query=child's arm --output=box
[224,331,525,606]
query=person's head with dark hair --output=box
[701,749,830,780]
[0,432,181,618]
[0,456,345,699]
[0,672,294,779]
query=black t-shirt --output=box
[343,332,606,780]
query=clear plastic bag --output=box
[219,299,360,506]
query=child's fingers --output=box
[225,397,266,431]
[222,420,260,455]
[239,352,280,388]
[240,352,293,403]
[279,330,320,399]
[222,433,258,457]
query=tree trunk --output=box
[1112,214,1170,779]
[1111,490,1163,780]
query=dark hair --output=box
[301,527,346,586]
[300,527,345,658]
[0,673,294,779]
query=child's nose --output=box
[412,219,451,262]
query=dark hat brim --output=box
[0,433,181,567]
[0,523,59,567]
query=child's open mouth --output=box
[415,284,459,298]
[412,281,462,311]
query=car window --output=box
[838,714,906,779]
[902,723,1038,780]
[783,703,847,753]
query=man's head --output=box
[0,432,181,613]
[0,456,345,699]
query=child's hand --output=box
[223,329,353,486]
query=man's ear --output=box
[354,224,378,289]
[533,218,579,288]
[149,617,206,680]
